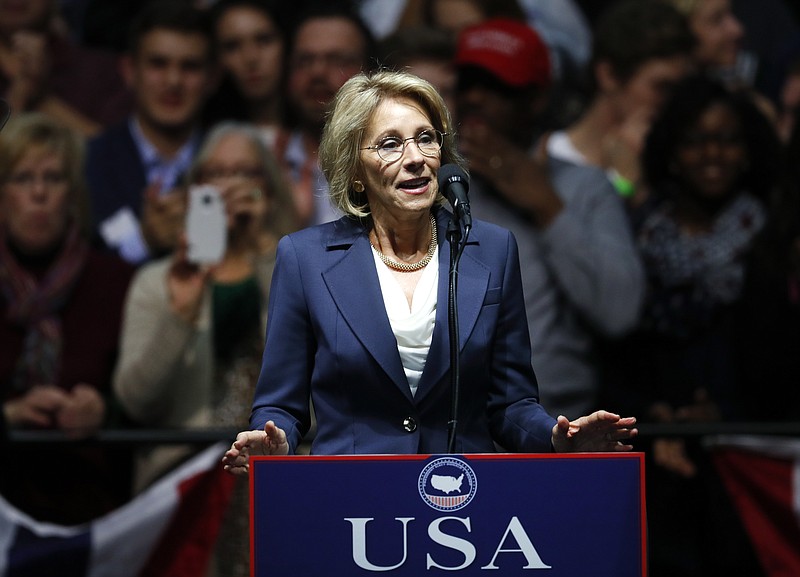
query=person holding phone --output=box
[86,1,217,265]
[113,121,297,494]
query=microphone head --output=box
[437,164,469,194]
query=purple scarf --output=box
[0,224,88,391]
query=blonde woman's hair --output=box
[319,69,466,219]
[0,112,90,235]
[188,121,298,241]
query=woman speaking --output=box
[223,70,636,469]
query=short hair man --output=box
[273,1,376,226]
[86,1,217,264]
[548,0,695,201]
[454,19,646,420]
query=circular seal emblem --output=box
[418,457,478,512]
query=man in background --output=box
[274,1,375,226]
[86,1,217,264]
[454,19,645,420]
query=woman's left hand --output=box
[551,410,638,453]
[56,384,106,439]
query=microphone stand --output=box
[446,216,470,453]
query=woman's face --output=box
[216,6,284,102]
[196,133,269,230]
[359,97,442,224]
[0,146,71,255]
[690,0,743,69]
[673,101,747,200]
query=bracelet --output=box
[609,170,636,198]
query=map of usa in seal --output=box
[418,457,477,512]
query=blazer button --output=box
[402,417,417,433]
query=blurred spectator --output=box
[663,0,785,153]
[0,112,134,524]
[663,0,776,109]
[604,74,780,576]
[377,25,457,115]
[113,121,295,493]
[274,1,376,227]
[204,0,288,148]
[427,0,593,96]
[609,74,780,420]
[454,19,645,420]
[363,0,592,126]
[549,0,695,205]
[113,121,295,576]
[85,0,217,265]
[663,0,743,74]
[0,0,132,137]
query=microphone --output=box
[438,164,472,227]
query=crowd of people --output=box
[2,0,800,575]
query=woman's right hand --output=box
[3,385,68,429]
[221,421,289,476]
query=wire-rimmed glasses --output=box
[360,129,446,162]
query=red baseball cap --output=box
[455,18,551,88]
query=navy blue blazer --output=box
[250,208,557,454]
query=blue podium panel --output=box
[250,453,646,577]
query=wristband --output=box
[609,170,636,198]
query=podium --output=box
[250,453,646,576]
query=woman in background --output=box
[0,112,134,524]
[114,120,296,577]
[604,74,779,577]
[204,0,287,148]
[114,121,296,492]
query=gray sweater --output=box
[469,156,644,419]
[113,254,274,491]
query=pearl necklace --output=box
[371,214,437,272]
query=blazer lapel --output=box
[416,213,490,400]
[322,221,411,398]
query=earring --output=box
[353,180,365,193]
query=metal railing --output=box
[7,421,800,445]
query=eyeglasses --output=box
[4,170,67,189]
[360,129,446,163]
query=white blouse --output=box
[371,246,439,396]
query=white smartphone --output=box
[186,184,227,265]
